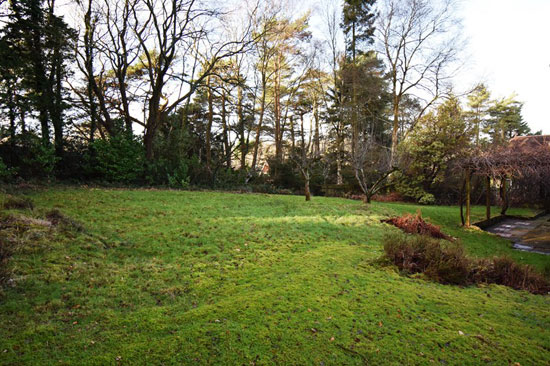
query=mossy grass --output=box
[0,187,548,365]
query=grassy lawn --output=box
[1,188,549,365]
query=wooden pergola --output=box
[461,136,550,227]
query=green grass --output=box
[1,187,549,365]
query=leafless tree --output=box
[352,133,396,203]
[128,0,255,159]
[375,0,462,166]
[462,145,550,215]
[72,0,143,138]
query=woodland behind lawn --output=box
[1,188,549,365]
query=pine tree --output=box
[485,96,530,145]
[1,0,75,156]
[341,0,377,61]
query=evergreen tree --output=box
[340,0,378,160]
[1,0,75,157]
[466,83,491,146]
[341,0,377,61]
[485,96,530,145]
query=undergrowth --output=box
[383,232,550,294]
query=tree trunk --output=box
[144,127,155,161]
[144,88,163,160]
[251,86,265,170]
[238,85,246,170]
[28,2,50,146]
[304,176,311,201]
[274,55,282,161]
[336,145,343,185]
[313,101,320,157]
[84,0,97,143]
[500,178,509,215]
[7,83,16,148]
[51,49,64,158]
[290,116,295,150]
[390,95,400,167]
[206,76,213,171]
[486,175,491,220]
[365,193,372,204]
[465,168,471,227]
[221,91,231,168]
[459,177,465,226]
[118,72,132,133]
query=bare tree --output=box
[375,0,461,166]
[128,0,252,159]
[73,0,142,138]
[353,134,396,203]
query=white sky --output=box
[458,0,550,134]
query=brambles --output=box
[383,232,469,285]
[383,232,550,295]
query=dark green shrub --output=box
[89,134,145,184]
[3,133,58,179]
[267,158,302,192]
[425,242,470,285]
[0,158,12,181]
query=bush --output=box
[89,134,146,184]
[383,233,469,284]
[166,161,191,189]
[0,158,12,181]
[383,232,550,294]
[472,257,550,294]
[7,134,58,179]
[418,193,436,205]
[267,158,302,192]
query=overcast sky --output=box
[458,0,550,134]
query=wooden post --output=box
[500,178,509,215]
[465,168,471,227]
[485,176,491,220]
